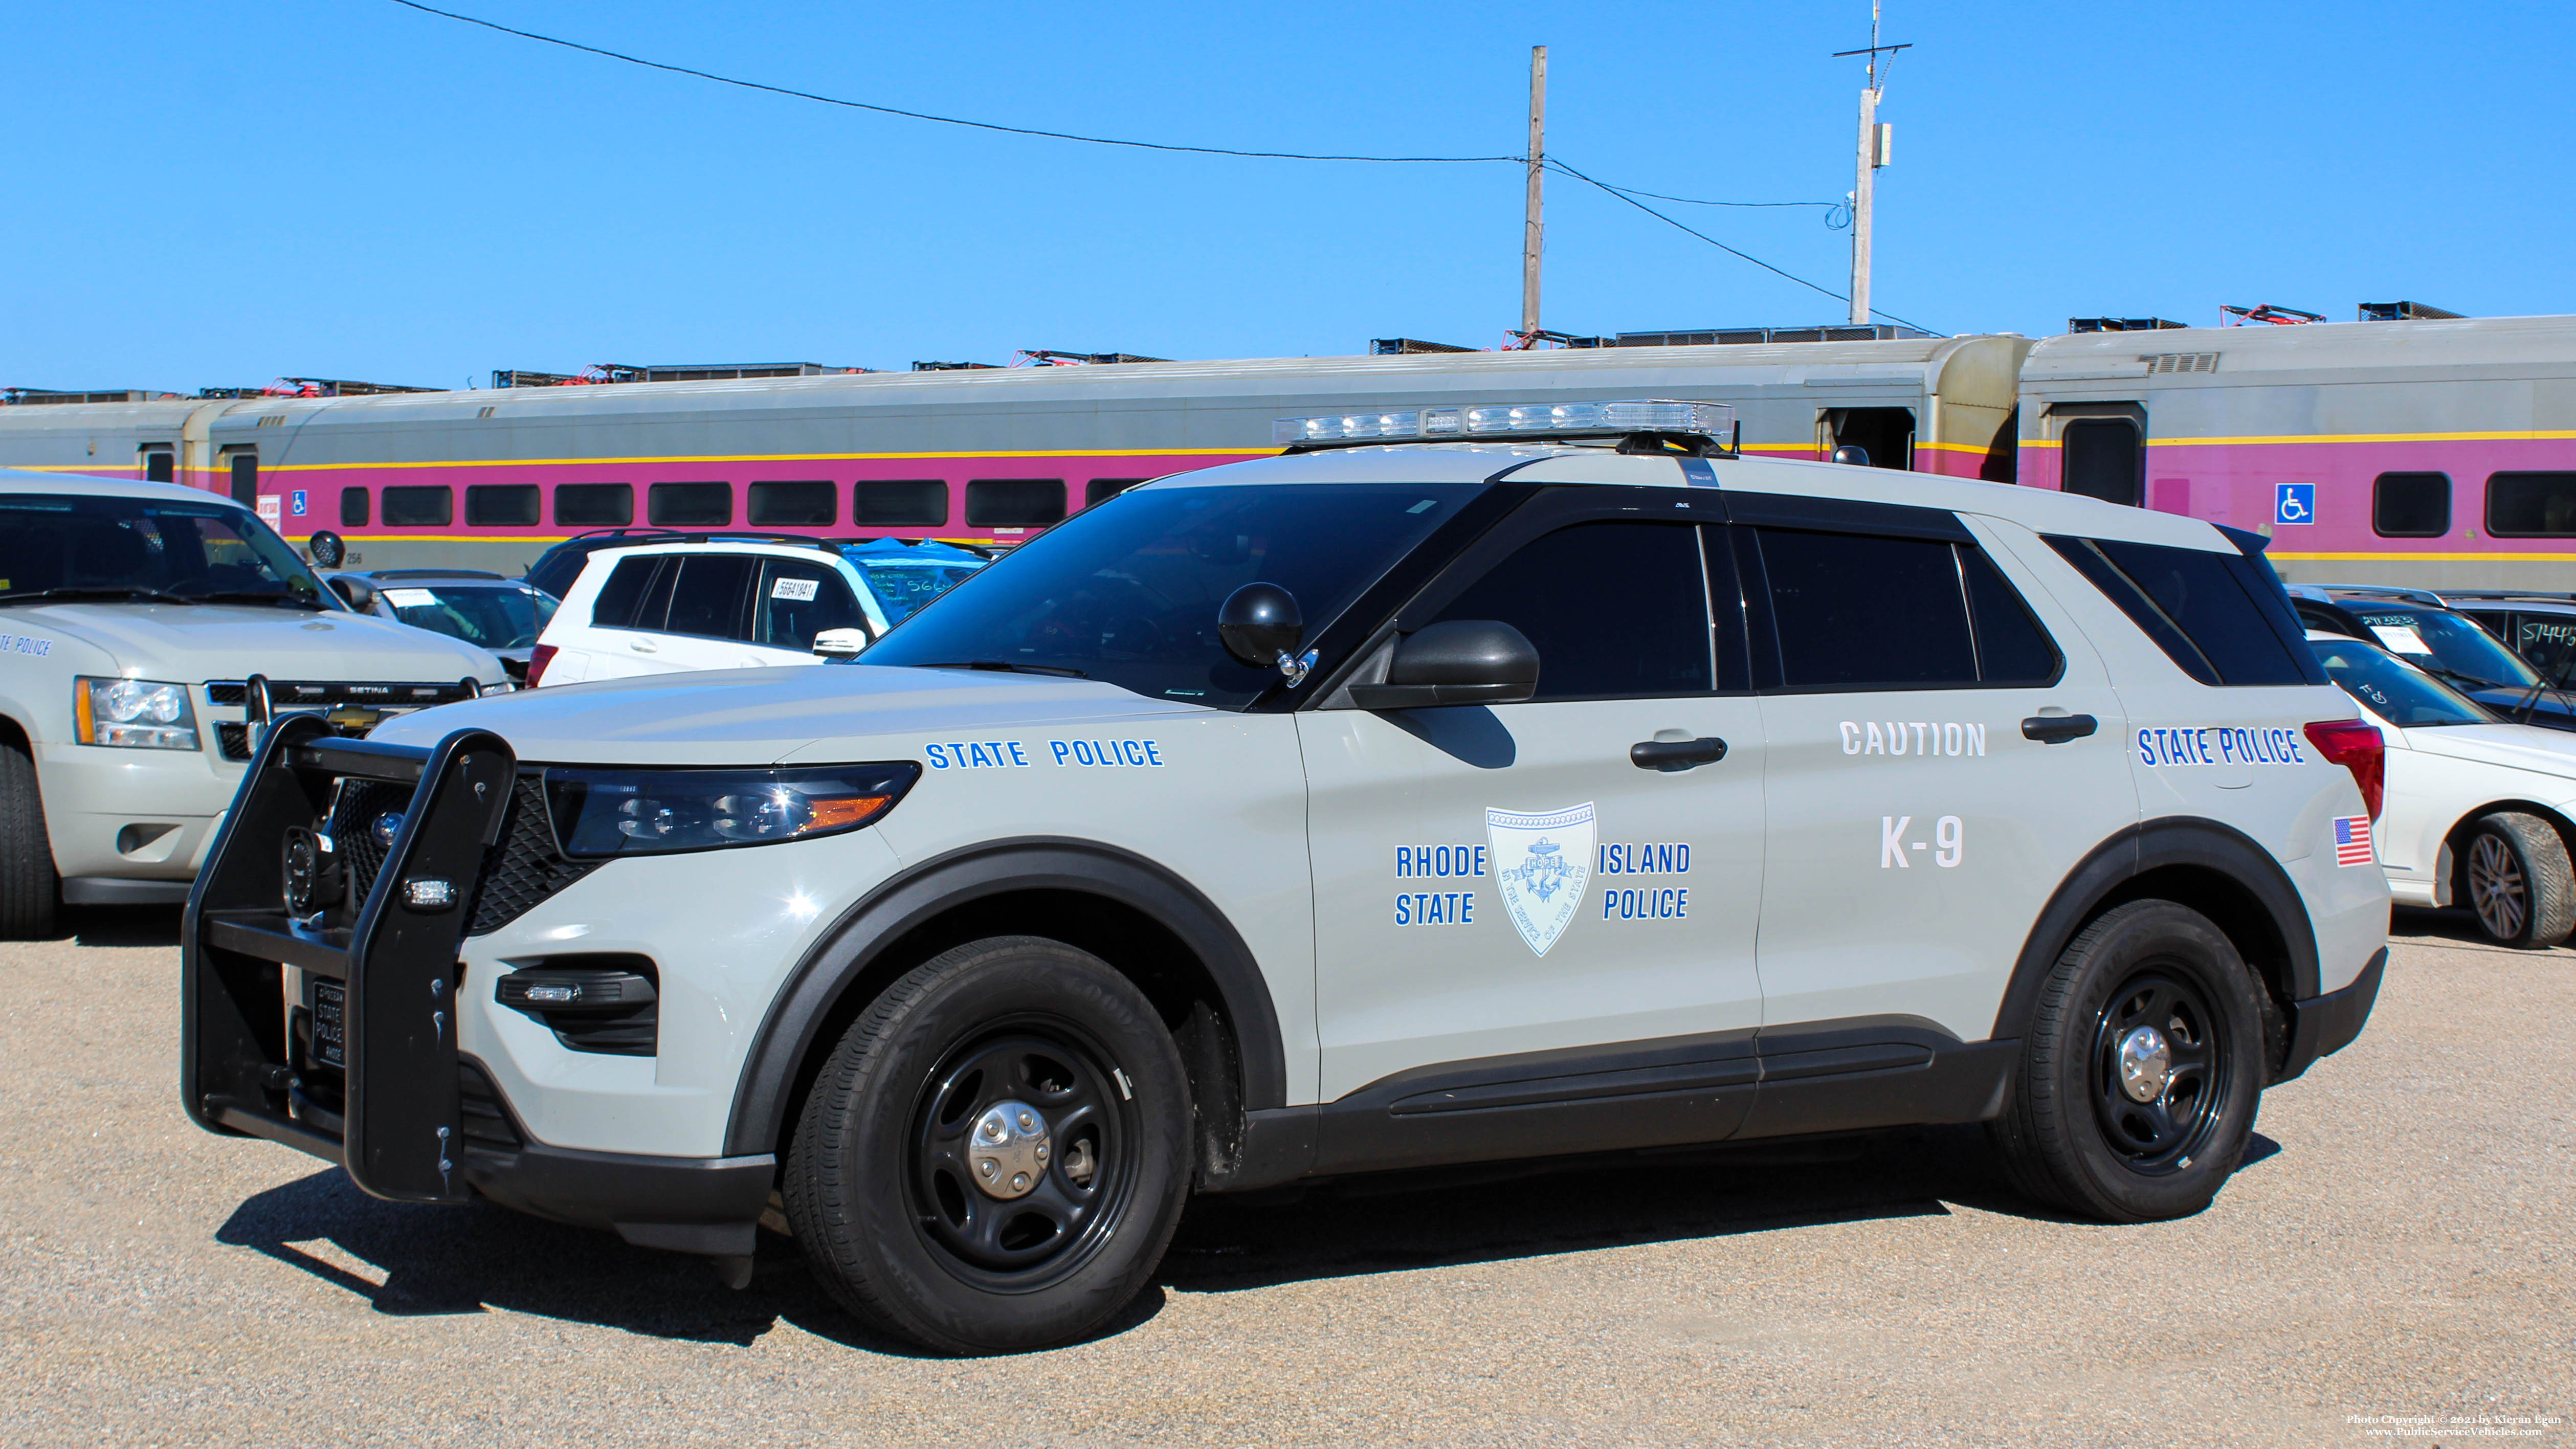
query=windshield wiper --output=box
[919,659,1090,678]
[0,586,199,607]
[186,589,330,612]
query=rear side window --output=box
[756,559,868,650]
[1428,522,1713,700]
[750,480,836,527]
[856,480,948,527]
[588,556,662,629]
[382,485,452,527]
[2486,472,2576,537]
[465,484,539,527]
[1752,530,2056,690]
[554,483,633,527]
[650,481,733,528]
[966,479,1067,528]
[661,555,754,639]
[2046,535,2322,685]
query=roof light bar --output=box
[1273,398,1736,446]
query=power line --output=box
[382,0,1519,163]
[1546,159,1936,333]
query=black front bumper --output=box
[2276,947,2387,1083]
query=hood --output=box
[366,662,1213,765]
[2402,721,2576,783]
[23,601,505,683]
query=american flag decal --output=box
[2333,815,2374,867]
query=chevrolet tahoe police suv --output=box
[180,402,2388,1355]
[0,469,512,937]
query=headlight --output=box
[543,762,921,858]
[74,678,200,750]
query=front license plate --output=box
[312,981,347,1068]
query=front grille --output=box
[206,679,482,708]
[216,723,253,761]
[458,1060,525,1151]
[326,778,412,906]
[467,777,599,935]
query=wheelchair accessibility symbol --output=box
[2275,482,2316,526]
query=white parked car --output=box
[182,401,2388,1355]
[527,537,988,685]
[0,469,512,937]
[2309,628,2576,946]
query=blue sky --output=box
[5,2,2566,391]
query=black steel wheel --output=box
[2459,811,2576,949]
[785,935,1190,1354]
[1989,900,2265,1222]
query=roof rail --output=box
[2434,589,2576,602]
[2318,583,2451,608]
[366,568,508,580]
[558,527,841,552]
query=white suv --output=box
[528,537,987,685]
[181,401,2389,1355]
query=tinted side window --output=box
[2487,472,2576,538]
[465,484,539,526]
[1960,547,2064,685]
[856,480,948,527]
[2513,613,2576,685]
[966,479,1068,528]
[650,481,733,528]
[555,483,633,527]
[382,485,452,526]
[339,487,370,527]
[661,555,754,639]
[1757,528,1978,688]
[2048,536,2315,685]
[589,556,662,629]
[2373,472,2450,538]
[1086,478,1145,507]
[750,480,837,527]
[756,559,867,650]
[1428,522,1712,700]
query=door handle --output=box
[628,638,658,654]
[1630,737,1728,771]
[2022,714,2099,744]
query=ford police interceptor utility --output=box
[180,400,2389,1354]
[0,469,513,938]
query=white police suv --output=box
[181,402,2389,1354]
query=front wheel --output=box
[784,935,1191,1354]
[2458,811,2576,949]
[1989,900,2266,1222]
[0,734,59,940]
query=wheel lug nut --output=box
[1010,1173,1030,1191]
[1018,1112,1036,1131]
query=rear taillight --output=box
[526,643,558,687]
[2304,718,2385,820]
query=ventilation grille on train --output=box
[2147,352,2221,374]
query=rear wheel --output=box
[2458,811,2576,949]
[0,734,59,940]
[1990,900,2264,1222]
[784,935,1190,1354]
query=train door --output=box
[219,445,258,509]
[2051,404,2146,506]
[1823,408,1916,470]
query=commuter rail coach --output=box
[0,336,2026,574]
[2018,314,2576,590]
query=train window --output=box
[649,481,733,528]
[382,485,453,527]
[223,451,258,509]
[855,480,948,527]
[2060,419,2141,506]
[554,483,633,527]
[1086,478,1146,507]
[465,484,540,527]
[967,479,1068,528]
[2486,473,2576,537]
[2372,472,2451,538]
[340,488,370,527]
[749,480,837,527]
[141,448,175,484]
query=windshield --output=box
[2311,635,2492,727]
[853,557,986,626]
[0,493,335,609]
[377,582,555,649]
[861,481,1490,708]
[2345,605,2543,690]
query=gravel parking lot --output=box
[1,909,2567,1448]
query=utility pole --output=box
[1523,44,1546,338]
[1833,7,1907,327]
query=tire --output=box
[783,935,1191,1354]
[0,733,59,940]
[1988,900,2265,1222]
[2458,811,2576,949]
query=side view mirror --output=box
[812,627,871,658]
[1831,444,1871,467]
[326,576,374,610]
[1219,582,1318,687]
[1347,620,1540,710]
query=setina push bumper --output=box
[179,715,773,1258]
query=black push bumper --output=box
[2276,947,2386,1083]
[181,715,768,1249]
